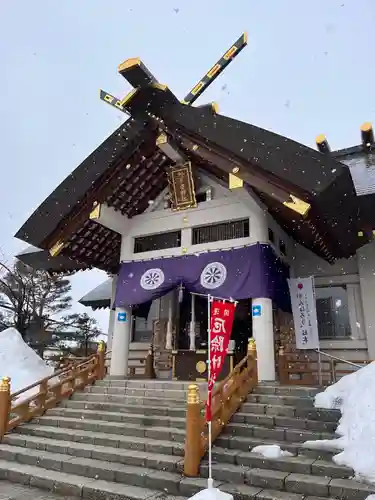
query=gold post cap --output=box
[98,341,105,352]
[187,384,200,404]
[248,338,256,352]
[0,376,10,391]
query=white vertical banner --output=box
[287,277,320,350]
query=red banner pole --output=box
[207,294,213,489]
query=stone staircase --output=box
[0,380,374,500]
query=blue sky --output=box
[1,0,375,330]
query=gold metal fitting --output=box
[248,338,256,352]
[229,173,243,190]
[361,122,373,132]
[232,166,240,174]
[278,345,285,355]
[187,384,200,404]
[118,57,141,72]
[49,240,65,257]
[89,201,101,221]
[98,341,105,352]
[283,195,311,217]
[315,133,326,144]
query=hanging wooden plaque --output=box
[168,161,197,211]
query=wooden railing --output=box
[278,346,370,386]
[104,348,156,379]
[0,342,106,441]
[184,340,258,477]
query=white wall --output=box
[357,240,375,359]
[119,178,269,262]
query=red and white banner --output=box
[206,300,236,421]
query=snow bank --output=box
[252,445,293,459]
[307,361,375,483]
[0,327,54,403]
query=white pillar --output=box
[189,293,196,350]
[252,297,276,381]
[109,307,132,377]
[107,309,115,351]
[166,295,173,350]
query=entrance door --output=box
[232,299,253,365]
[178,293,208,349]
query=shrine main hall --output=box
[15,53,375,384]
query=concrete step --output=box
[47,407,186,429]
[11,425,185,456]
[0,445,185,490]
[1,443,361,500]
[215,433,337,461]
[0,481,78,500]
[28,415,186,442]
[97,379,201,390]
[85,386,189,400]
[71,392,187,407]
[241,401,341,422]
[0,459,198,500]
[247,394,315,408]
[232,412,337,432]
[199,462,375,500]
[59,399,187,417]
[0,437,182,472]
[208,446,353,478]
[253,384,320,398]
[224,422,334,443]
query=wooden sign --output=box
[168,162,197,211]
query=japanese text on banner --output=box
[287,277,319,350]
[206,300,236,421]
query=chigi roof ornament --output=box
[99,33,248,115]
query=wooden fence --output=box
[278,346,370,386]
[0,342,106,441]
[184,340,258,477]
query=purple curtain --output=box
[115,243,291,311]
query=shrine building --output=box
[14,40,375,384]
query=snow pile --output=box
[252,445,293,459]
[305,361,375,483]
[0,327,54,403]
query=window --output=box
[134,231,181,253]
[192,218,250,245]
[315,286,351,339]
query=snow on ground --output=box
[251,445,293,459]
[304,361,375,483]
[0,327,54,403]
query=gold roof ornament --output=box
[49,240,65,257]
[283,195,311,217]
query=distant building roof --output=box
[79,279,112,310]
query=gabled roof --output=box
[14,82,375,273]
[16,246,87,274]
[79,278,112,309]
